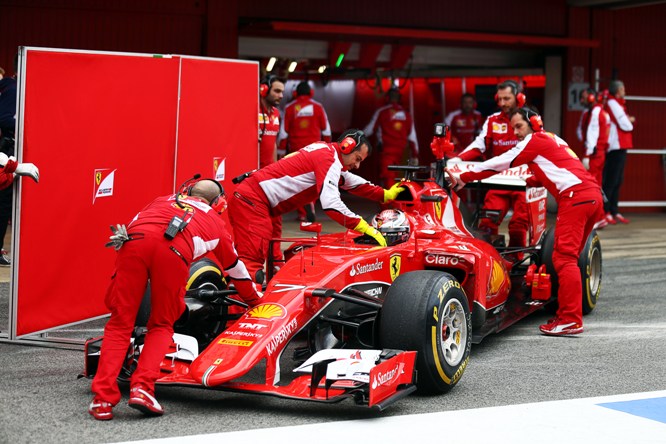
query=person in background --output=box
[257,75,286,267]
[228,129,405,281]
[364,88,419,187]
[448,108,602,336]
[451,80,529,252]
[278,81,332,222]
[603,80,634,225]
[89,179,261,421]
[0,65,17,266]
[444,93,484,154]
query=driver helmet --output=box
[371,209,410,245]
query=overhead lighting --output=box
[318,65,327,74]
[335,53,345,68]
[266,57,277,72]
[288,61,298,73]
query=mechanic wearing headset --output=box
[450,80,529,253]
[228,129,405,281]
[258,75,285,168]
[89,180,261,421]
[447,108,602,336]
[579,88,610,187]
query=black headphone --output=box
[177,174,225,210]
[260,75,277,98]
[339,130,365,154]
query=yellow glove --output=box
[354,219,387,247]
[383,182,405,203]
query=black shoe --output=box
[0,250,10,267]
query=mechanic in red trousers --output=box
[364,88,419,187]
[450,80,529,252]
[89,179,261,420]
[448,108,602,336]
[228,129,405,281]
[444,93,484,154]
[278,81,332,222]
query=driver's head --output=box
[190,179,227,213]
[371,209,410,245]
[337,129,372,171]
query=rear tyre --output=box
[539,228,602,315]
[379,271,471,394]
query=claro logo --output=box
[425,254,459,266]
[371,365,400,389]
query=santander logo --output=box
[371,365,400,389]
[349,258,383,277]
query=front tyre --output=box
[379,271,471,394]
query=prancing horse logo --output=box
[390,254,401,282]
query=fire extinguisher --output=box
[525,264,552,301]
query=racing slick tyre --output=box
[539,228,602,315]
[379,271,471,394]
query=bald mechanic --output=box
[447,108,602,336]
[228,129,405,280]
[89,179,261,421]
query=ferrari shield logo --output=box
[390,254,401,282]
[434,201,442,220]
[95,172,102,186]
[93,168,117,204]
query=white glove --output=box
[445,168,466,192]
[582,157,590,170]
[14,163,40,183]
[0,152,8,167]
[105,224,130,250]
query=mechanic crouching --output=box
[228,129,405,282]
[89,179,261,420]
[447,108,602,337]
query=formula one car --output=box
[82,127,601,410]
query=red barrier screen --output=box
[14,49,257,336]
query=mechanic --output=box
[277,81,332,222]
[363,87,419,187]
[89,179,261,421]
[579,89,610,187]
[450,80,529,253]
[444,93,484,154]
[0,151,40,189]
[603,80,634,225]
[228,129,405,281]
[447,108,602,336]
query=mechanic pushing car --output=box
[451,80,529,252]
[447,108,603,336]
[89,179,261,421]
[228,129,405,281]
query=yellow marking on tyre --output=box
[431,326,451,383]
[187,265,222,290]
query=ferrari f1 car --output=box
[83,137,601,410]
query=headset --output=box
[260,75,278,98]
[339,129,366,154]
[177,174,227,213]
[597,89,609,103]
[522,108,544,132]
[495,80,526,108]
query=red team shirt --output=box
[582,104,610,158]
[364,104,419,156]
[444,109,484,153]
[258,106,281,168]
[457,111,519,160]
[278,96,332,152]
[240,142,385,230]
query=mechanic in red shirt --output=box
[448,108,602,336]
[444,93,484,154]
[364,88,419,187]
[228,129,404,280]
[603,80,634,225]
[451,80,529,251]
[258,75,284,169]
[278,81,332,222]
[89,180,261,421]
[579,89,610,187]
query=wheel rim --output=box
[588,246,602,296]
[440,298,468,367]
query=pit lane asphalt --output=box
[1,210,665,444]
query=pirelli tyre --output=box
[539,228,602,315]
[379,270,471,394]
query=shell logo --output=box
[246,303,286,320]
[489,260,505,294]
